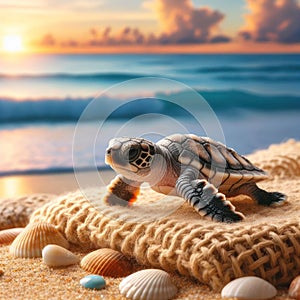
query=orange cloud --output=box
[39,33,79,48]
[153,0,230,44]
[40,33,56,46]
[86,0,230,46]
[37,0,230,48]
[87,27,146,46]
[239,0,300,43]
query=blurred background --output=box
[0,0,300,196]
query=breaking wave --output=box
[0,89,299,123]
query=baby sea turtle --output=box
[104,134,286,223]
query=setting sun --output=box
[2,35,23,52]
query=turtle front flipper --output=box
[104,175,141,207]
[176,169,245,223]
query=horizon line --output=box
[2,41,300,55]
[2,50,300,55]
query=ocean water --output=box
[0,53,300,176]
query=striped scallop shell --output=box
[0,228,24,244]
[80,248,133,277]
[119,269,178,300]
[9,222,69,258]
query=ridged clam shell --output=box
[119,269,178,300]
[0,228,24,244]
[80,248,133,277]
[42,244,79,267]
[9,222,69,258]
[221,276,277,299]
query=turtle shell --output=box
[157,134,268,193]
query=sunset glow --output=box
[2,35,24,53]
[0,0,299,53]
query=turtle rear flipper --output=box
[230,183,287,207]
[266,192,287,206]
[176,169,245,223]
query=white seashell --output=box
[9,222,69,258]
[119,269,178,300]
[42,244,79,267]
[221,276,277,299]
[0,228,24,244]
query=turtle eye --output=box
[128,147,140,162]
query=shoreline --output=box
[0,169,116,199]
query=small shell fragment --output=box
[0,228,24,244]
[221,276,277,299]
[289,275,300,300]
[9,222,69,258]
[119,269,178,300]
[80,275,106,290]
[80,248,133,277]
[42,244,79,267]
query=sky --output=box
[1,0,300,53]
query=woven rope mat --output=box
[26,140,300,291]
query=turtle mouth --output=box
[105,154,112,166]
[105,147,127,167]
[105,149,139,173]
[137,167,151,177]
[105,148,113,166]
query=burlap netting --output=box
[0,194,54,230]
[29,140,300,291]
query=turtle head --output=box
[105,137,156,181]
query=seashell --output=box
[80,275,106,290]
[289,275,300,300]
[0,228,24,244]
[80,248,133,277]
[42,244,79,267]
[9,222,69,258]
[119,269,178,300]
[221,276,277,299]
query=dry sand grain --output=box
[0,245,291,300]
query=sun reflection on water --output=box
[0,177,23,198]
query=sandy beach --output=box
[0,245,291,300]
[1,140,300,300]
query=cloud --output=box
[61,39,79,47]
[87,27,146,46]
[153,0,230,44]
[210,35,232,43]
[40,33,56,46]
[85,0,230,46]
[37,0,231,48]
[90,28,98,38]
[239,0,300,43]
